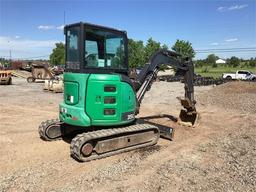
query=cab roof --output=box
[64,22,127,35]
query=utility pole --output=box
[8,40,12,62]
[9,50,12,61]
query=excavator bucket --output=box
[178,109,198,127]
[178,98,198,127]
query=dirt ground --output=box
[0,78,255,192]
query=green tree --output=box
[144,38,161,61]
[228,56,240,67]
[206,54,217,67]
[161,44,169,50]
[249,57,256,67]
[195,59,207,68]
[171,39,195,58]
[128,39,145,68]
[50,42,65,65]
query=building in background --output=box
[216,59,226,64]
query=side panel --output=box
[120,82,136,121]
[86,74,121,124]
[60,73,137,127]
[59,72,91,126]
[86,74,136,126]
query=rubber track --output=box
[70,124,160,162]
[38,119,61,141]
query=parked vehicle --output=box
[247,73,256,81]
[27,64,54,83]
[222,70,254,80]
[52,65,64,75]
[43,75,63,93]
[0,70,12,85]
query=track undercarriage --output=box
[39,120,160,162]
[39,119,63,141]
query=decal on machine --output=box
[122,111,135,121]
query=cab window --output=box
[84,27,126,69]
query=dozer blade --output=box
[178,109,198,127]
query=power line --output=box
[195,47,256,54]
[13,55,50,60]
[197,50,256,53]
[23,55,49,59]
[195,47,256,51]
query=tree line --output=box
[196,54,256,68]
[128,38,195,68]
[49,39,256,69]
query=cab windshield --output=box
[85,27,126,69]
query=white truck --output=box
[222,70,256,81]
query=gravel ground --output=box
[198,81,256,114]
[0,78,255,191]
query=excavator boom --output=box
[133,49,197,126]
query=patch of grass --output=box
[195,65,256,78]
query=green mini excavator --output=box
[39,22,197,162]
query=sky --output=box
[0,0,255,60]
